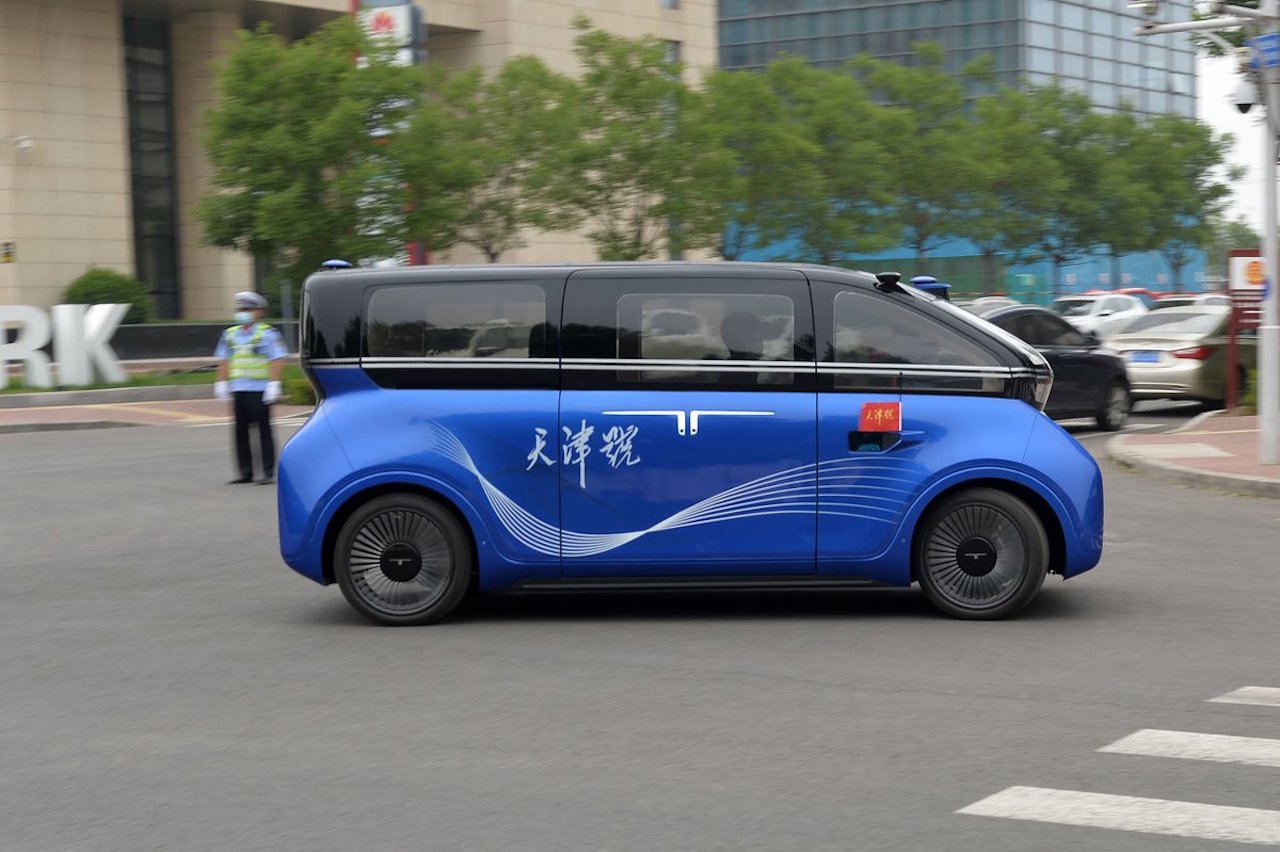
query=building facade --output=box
[0,0,714,319]
[719,0,1196,120]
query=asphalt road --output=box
[2,404,1278,851]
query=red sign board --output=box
[1229,289,1263,330]
[859,402,902,432]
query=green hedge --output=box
[63,268,154,324]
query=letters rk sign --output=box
[0,304,128,388]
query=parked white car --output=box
[1049,294,1148,338]
[1151,293,1233,310]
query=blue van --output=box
[279,263,1103,625]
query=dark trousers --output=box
[232,391,275,478]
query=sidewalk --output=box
[1108,412,1280,499]
[0,393,312,433]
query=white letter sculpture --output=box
[0,306,52,389]
[52,303,128,386]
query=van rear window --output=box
[366,283,548,358]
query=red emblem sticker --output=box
[858,401,902,432]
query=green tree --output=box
[702,65,824,260]
[1205,214,1260,279]
[959,87,1066,291]
[1137,116,1238,291]
[200,18,423,308]
[1023,85,1109,296]
[553,19,735,260]
[853,44,988,271]
[1089,108,1165,289]
[396,57,582,263]
[762,57,897,265]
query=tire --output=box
[914,488,1049,620]
[1096,380,1131,431]
[334,493,472,626]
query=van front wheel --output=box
[914,488,1048,620]
[334,494,472,626]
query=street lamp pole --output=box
[1263,0,1280,464]
[1135,1,1280,464]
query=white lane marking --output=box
[1211,687,1280,708]
[958,786,1280,845]
[1099,729,1280,769]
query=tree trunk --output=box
[1111,253,1121,291]
[982,248,997,293]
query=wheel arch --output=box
[320,482,479,588]
[909,477,1067,581]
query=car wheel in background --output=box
[914,488,1049,620]
[334,494,472,626]
[1096,380,1131,431]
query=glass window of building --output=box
[1060,3,1086,29]
[1028,47,1055,74]
[1061,29,1085,53]
[1025,21,1053,49]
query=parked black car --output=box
[977,305,1132,430]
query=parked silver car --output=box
[1106,306,1253,404]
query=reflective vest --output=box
[224,323,272,381]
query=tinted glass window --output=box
[562,273,813,391]
[1028,313,1087,346]
[619,293,796,385]
[366,283,549,358]
[622,293,794,362]
[832,291,1001,367]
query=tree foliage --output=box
[202,24,1238,288]
[201,18,422,304]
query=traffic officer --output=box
[213,291,287,485]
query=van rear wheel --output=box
[334,494,471,626]
[914,488,1048,620]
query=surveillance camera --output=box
[1234,77,1258,113]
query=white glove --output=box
[263,381,282,405]
[214,381,229,401]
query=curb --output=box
[0,421,140,434]
[1107,434,1280,500]
[0,384,213,409]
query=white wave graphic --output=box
[428,425,921,558]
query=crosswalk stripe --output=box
[1210,686,1280,708]
[958,786,1280,845]
[1099,728,1280,768]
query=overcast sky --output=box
[1199,53,1269,231]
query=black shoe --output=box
[254,476,275,486]
[228,476,253,484]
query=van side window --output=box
[832,291,998,367]
[366,283,549,359]
[562,273,814,391]
[827,290,1003,393]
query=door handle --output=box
[849,429,925,453]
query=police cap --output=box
[234,291,268,310]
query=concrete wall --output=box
[171,9,252,321]
[0,0,133,307]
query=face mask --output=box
[234,310,253,325]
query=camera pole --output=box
[1135,1,1280,464]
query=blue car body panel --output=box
[279,262,1104,598]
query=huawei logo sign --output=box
[370,11,396,34]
